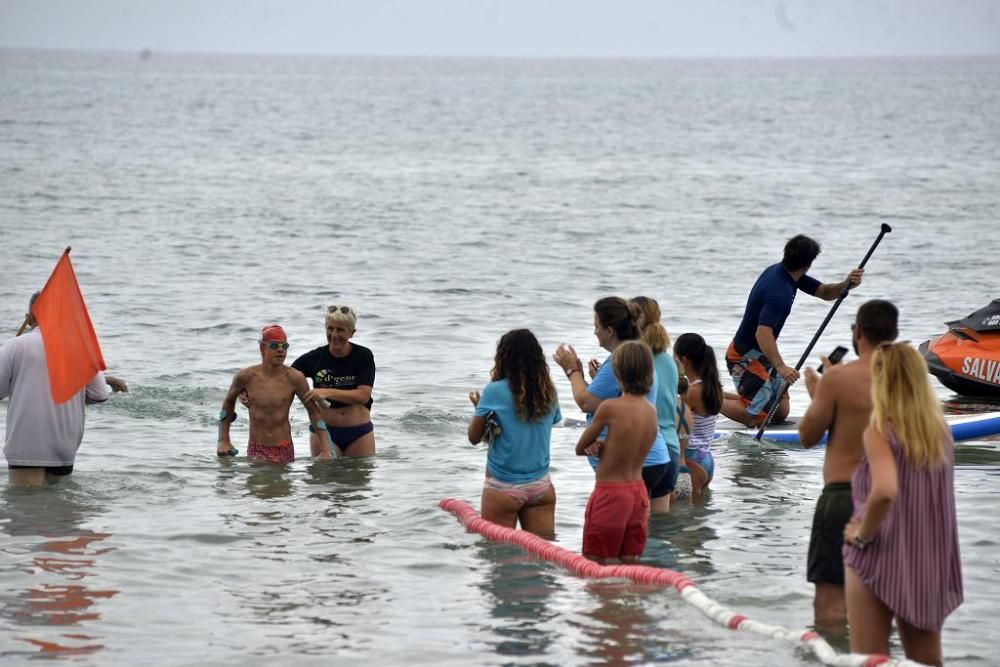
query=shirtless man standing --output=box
[797,300,898,626]
[216,324,332,463]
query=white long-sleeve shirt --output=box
[0,328,108,467]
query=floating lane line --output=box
[439,498,927,667]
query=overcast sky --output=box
[1,0,997,58]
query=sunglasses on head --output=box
[328,305,353,315]
[261,341,289,350]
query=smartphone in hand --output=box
[819,345,849,373]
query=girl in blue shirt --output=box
[469,329,562,536]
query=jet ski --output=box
[920,299,1000,399]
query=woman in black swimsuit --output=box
[292,305,376,457]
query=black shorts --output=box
[8,464,74,476]
[642,460,678,500]
[807,481,853,585]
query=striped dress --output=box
[842,424,963,631]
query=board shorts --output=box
[483,473,552,506]
[807,481,853,585]
[247,439,294,464]
[583,479,649,560]
[726,341,784,425]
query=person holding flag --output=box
[1,250,125,486]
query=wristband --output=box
[566,368,580,379]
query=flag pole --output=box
[17,247,72,336]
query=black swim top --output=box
[292,343,375,410]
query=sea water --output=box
[1,50,999,665]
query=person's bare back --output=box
[799,357,872,484]
[577,394,658,482]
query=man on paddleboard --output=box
[797,299,898,626]
[721,234,864,427]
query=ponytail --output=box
[674,332,723,416]
[630,295,671,354]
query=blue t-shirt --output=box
[652,351,681,459]
[733,262,821,354]
[584,355,670,468]
[474,379,562,484]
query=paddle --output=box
[753,223,892,441]
[15,315,30,337]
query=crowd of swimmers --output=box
[1,234,963,666]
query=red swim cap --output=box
[260,324,287,343]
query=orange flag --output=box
[32,249,107,404]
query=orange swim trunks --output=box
[246,439,294,464]
[582,479,649,560]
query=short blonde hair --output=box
[326,304,357,330]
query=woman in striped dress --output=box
[842,342,963,666]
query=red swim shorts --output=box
[247,439,294,464]
[582,479,649,560]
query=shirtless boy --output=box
[576,340,659,564]
[797,300,898,625]
[217,325,332,463]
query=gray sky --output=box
[1,0,998,58]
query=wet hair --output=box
[673,333,723,415]
[870,343,948,468]
[491,329,558,422]
[630,296,670,354]
[326,304,357,330]
[612,341,654,396]
[855,299,899,346]
[593,296,641,342]
[782,234,822,272]
[28,291,41,312]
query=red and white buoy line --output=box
[439,498,927,667]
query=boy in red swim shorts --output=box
[216,325,332,463]
[576,341,659,564]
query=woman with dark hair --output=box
[674,333,723,495]
[553,297,673,512]
[469,329,562,536]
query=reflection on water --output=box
[647,507,720,580]
[0,486,117,659]
[575,582,692,664]
[729,448,796,488]
[477,542,558,659]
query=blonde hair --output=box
[630,296,670,354]
[326,304,357,330]
[870,343,948,468]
